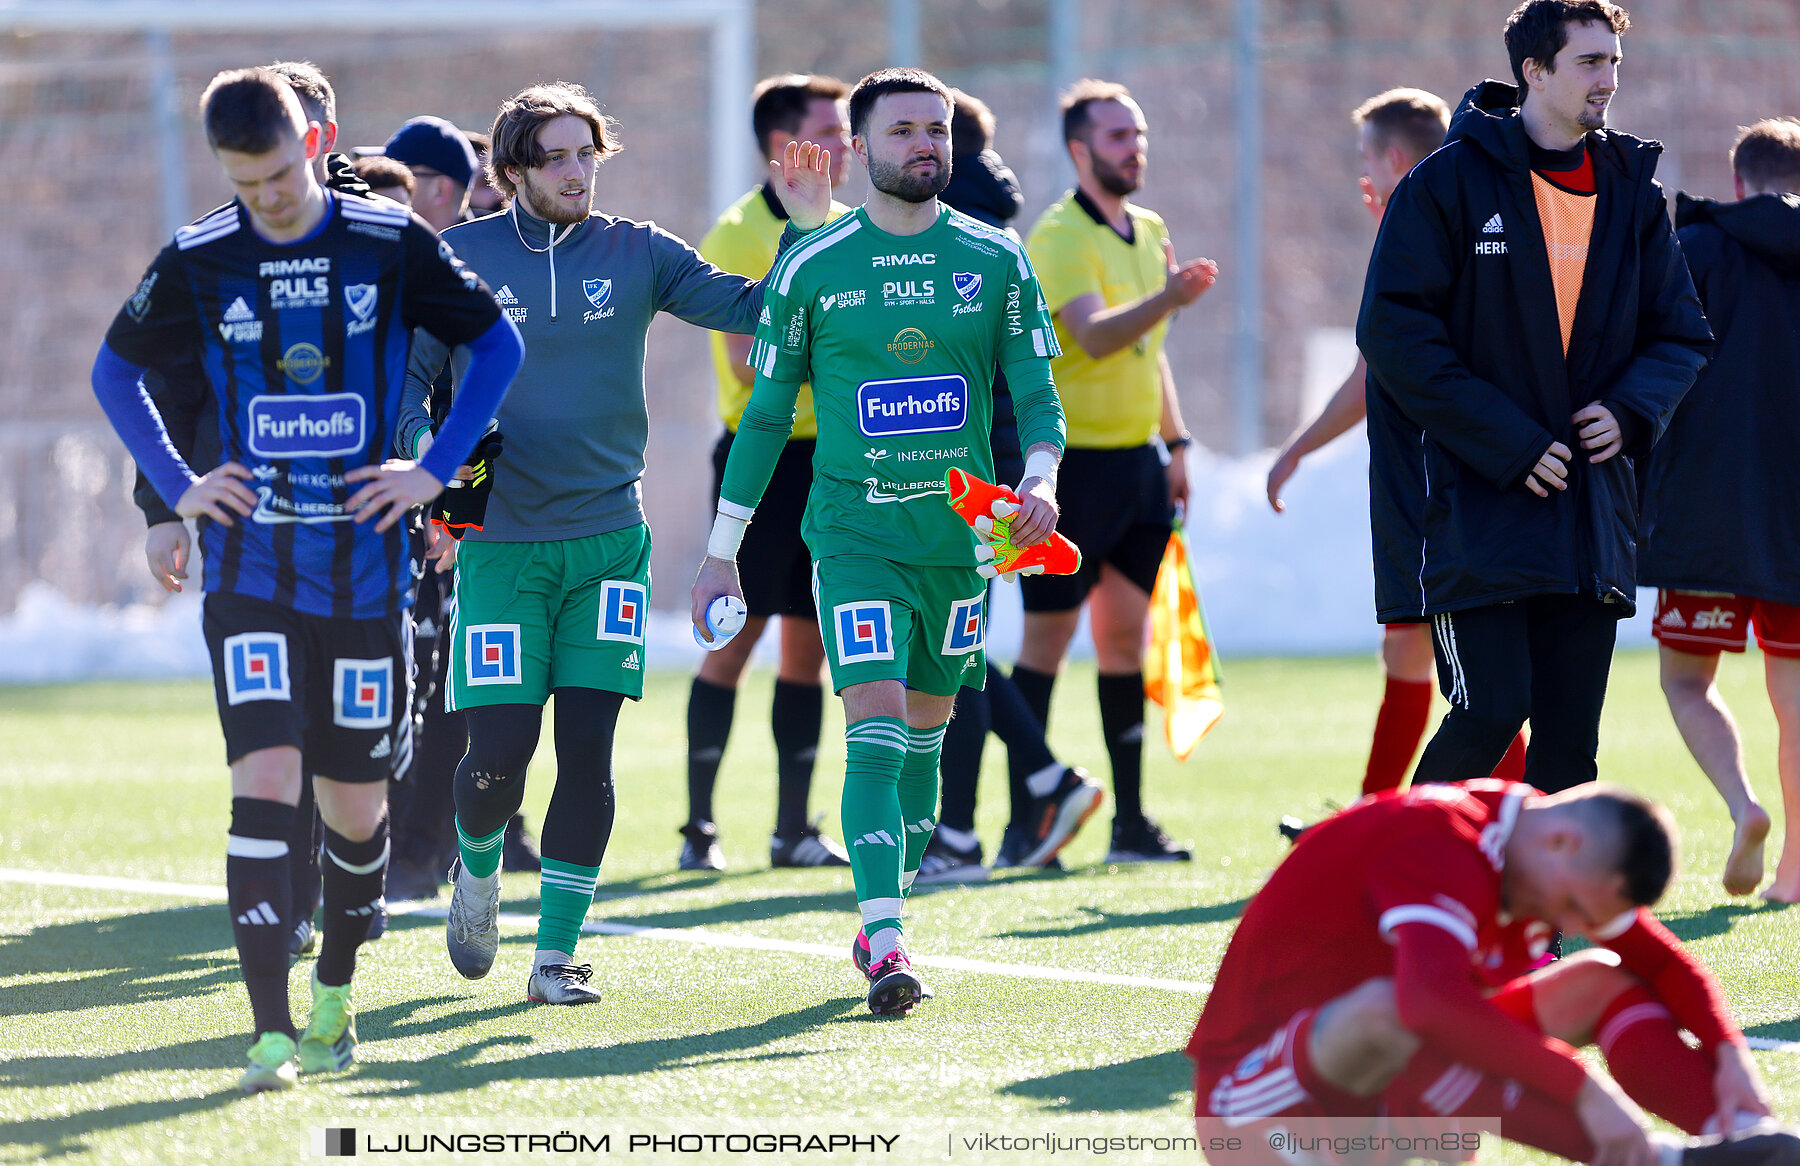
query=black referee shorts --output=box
[712,432,818,620]
[1020,444,1172,613]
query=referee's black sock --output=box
[938,685,990,834]
[227,796,297,1038]
[1098,671,1146,824]
[771,679,822,840]
[1007,665,1057,824]
[986,663,1057,826]
[317,817,389,988]
[686,678,736,826]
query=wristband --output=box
[707,510,749,560]
[1021,449,1059,488]
[1165,432,1193,451]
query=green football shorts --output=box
[448,525,652,709]
[812,554,988,697]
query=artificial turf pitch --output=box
[1,653,1795,1164]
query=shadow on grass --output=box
[348,996,864,1098]
[583,890,862,931]
[1656,899,1781,945]
[999,898,1250,941]
[0,904,239,1017]
[999,1050,1192,1112]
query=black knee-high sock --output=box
[1098,671,1146,822]
[289,774,322,922]
[228,796,297,1037]
[1007,665,1058,822]
[316,817,389,988]
[986,664,1057,827]
[685,678,736,825]
[771,679,823,839]
[938,685,990,833]
[542,688,624,867]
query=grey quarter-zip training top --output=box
[401,204,768,541]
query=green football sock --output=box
[536,857,600,957]
[840,716,909,937]
[456,820,506,880]
[898,722,946,897]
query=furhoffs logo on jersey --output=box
[953,272,982,302]
[247,393,366,459]
[332,657,393,728]
[833,601,894,664]
[583,279,612,310]
[344,284,378,337]
[942,595,985,655]
[466,624,522,685]
[596,581,647,644]
[857,374,968,438]
[223,632,291,704]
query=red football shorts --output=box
[1653,590,1800,658]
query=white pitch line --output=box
[0,867,1208,994]
[8,867,1799,1045]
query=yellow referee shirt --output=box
[701,184,850,438]
[1026,190,1170,448]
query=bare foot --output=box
[1723,805,1771,896]
[1761,868,1800,904]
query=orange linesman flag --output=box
[1145,519,1223,760]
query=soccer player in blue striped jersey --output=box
[91,68,523,1092]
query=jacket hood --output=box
[1447,80,1660,178]
[941,148,1023,229]
[1677,191,1800,274]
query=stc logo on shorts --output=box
[596,581,647,644]
[247,393,366,459]
[833,601,895,664]
[332,657,393,728]
[223,632,291,705]
[857,374,968,439]
[467,624,522,686]
[942,596,985,655]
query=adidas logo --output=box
[1658,609,1687,629]
[236,901,280,926]
[415,616,437,639]
[622,649,641,671]
[758,306,771,326]
[345,902,381,917]
[495,284,518,306]
[369,736,392,760]
[903,818,936,834]
[852,830,897,848]
[222,296,255,322]
[1481,213,1504,235]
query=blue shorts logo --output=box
[941,595,985,655]
[247,393,366,459]
[596,581,647,643]
[833,601,895,664]
[223,632,290,704]
[953,272,982,302]
[583,278,612,310]
[332,657,393,728]
[857,375,968,438]
[467,624,522,685]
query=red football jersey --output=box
[1189,780,1530,1072]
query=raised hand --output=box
[770,140,833,231]
[1161,239,1218,309]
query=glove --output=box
[944,467,1081,579]
[431,426,504,539]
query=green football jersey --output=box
[738,205,1062,566]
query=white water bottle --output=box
[694,595,748,651]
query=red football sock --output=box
[1597,985,1716,1135]
[1398,1060,1593,1161]
[1489,732,1528,782]
[1364,677,1434,794]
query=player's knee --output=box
[1528,949,1638,1045]
[229,746,302,802]
[1312,979,1421,1093]
[1381,626,1435,682]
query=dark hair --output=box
[1353,88,1450,165]
[199,68,305,155]
[354,155,415,196]
[1573,786,1676,907]
[1732,118,1800,193]
[1504,0,1631,89]
[751,74,849,158]
[487,82,620,200]
[949,88,996,158]
[264,60,334,128]
[1060,77,1134,144]
[847,67,953,141]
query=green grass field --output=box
[2,652,1796,1165]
